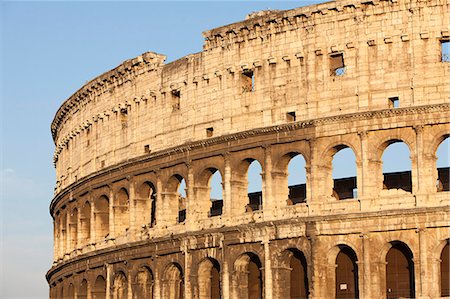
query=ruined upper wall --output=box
[51,0,450,192]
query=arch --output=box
[112,271,128,299]
[162,263,184,299]
[196,167,224,218]
[80,201,91,246]
[165,174,187,224]
[114,188,130,237]
[93,275,106,299]
[69,208,78,251]
[133,266,154,299]
[94,195,109,241]
[247,159,263,212]
[279,248,309,299]
[441,240,449,297]
[436,136,449,192]
[68,283,75,298]
[137,181,157,227]
[385,241,415,298]
[331,146,358,200]
[335,245,359,299]
[382,141,412,192]
[287,154,307,205]
[78,279,88,299]
[233,252,263,299]
[198,257,221,299]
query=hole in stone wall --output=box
[330,53,345,76]
[206,127,214,137]
[242,70,255,93]
[177,178,187,223]
[144,145,150,153]
[286,111,296,122]
[209,170,223,217]
[441,40,450,62]
[171,90,181,111]
[389,97,400,108]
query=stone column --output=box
[263,146,274,213]
[183,242,192,299]
[361,233,371,298]
[263,237,273,299]
[127,269,133,299]
[153,269,161,299]
[109,187,115,239]
[186,162,195,227]
[90,200,96,245]
[222,260,230,299]
[106,264,112,299]
[77,207,82,251]
[413,126,423,196]
[155,174,163,227]
[417,228,428,297]
[128,178,136,237]
[223,153,232,219]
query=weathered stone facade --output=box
[47,0,450,298]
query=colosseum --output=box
[47,0,450,298]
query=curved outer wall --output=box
[48,0,450,298]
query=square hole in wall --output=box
[206,127,214,137]
[286,111,296,122]
[144,145,150,153]
[330,53,345,76]
[241,70,254,93]
[389,97,399,108]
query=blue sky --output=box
[1,1,448,298]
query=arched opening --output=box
[209,170,223,217]
[92,275,106,299]
[289,249,308,299]
[177,178,187,223]
[382,141,412,192]
[113,271,128,299]
[287,154,307,205]
[247,160,263,212]
[94,196,109,241]
[332,146,357,200]
[198,258,221,299]
[137,181,157,227]
[78,279,88,299]
[441,241,449,297]
[68,283,75,298]
[386,241,415,298]
[436,136,449,192]
[114,188,130,237]
[234,253,263,299]
[80,202,91,246]
[69,208,78,251]
[163,263,184,299]
[134,266,153,299]
[335,245,359,299]
[165,175,187,224]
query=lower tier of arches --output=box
[48,207,449,299]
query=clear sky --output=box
[0,1,448,298]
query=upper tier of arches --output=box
[52,125,449,262]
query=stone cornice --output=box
[49,103,450,214]
[202,0,447,51]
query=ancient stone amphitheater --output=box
[47,0,450,298]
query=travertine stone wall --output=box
[51,0,449,192]
[48,0,450,298]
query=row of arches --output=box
[54,136,449,258]
[51,240,450,299]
